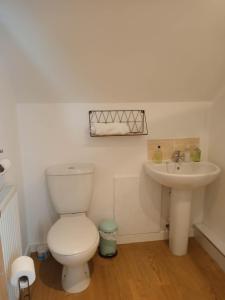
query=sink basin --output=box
[144,161,220,190]
[144,161,221,256]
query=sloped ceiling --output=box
[1,0,225,102]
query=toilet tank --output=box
[46,163,95,214]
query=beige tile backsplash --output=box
[147,138,200,161]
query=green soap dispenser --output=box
[153,145,163,163]
[191,146,201,162]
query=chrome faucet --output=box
[171,150,185,163]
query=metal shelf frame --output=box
[89,110,148,137]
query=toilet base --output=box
[62,263,90,293]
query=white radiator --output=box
[0,186,22,300]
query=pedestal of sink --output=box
[169,189,192,256]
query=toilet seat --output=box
[47,215,99,256]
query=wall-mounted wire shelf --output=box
[89,110,148,137]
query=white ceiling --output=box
[1,0,225,103]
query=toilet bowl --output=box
[46,162,98,293]
[47,214,99,293]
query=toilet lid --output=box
[47,215,99,256]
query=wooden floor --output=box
[31,239,225,300]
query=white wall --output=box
[203,98,225,245]
[0,99,18,183]
[2,0,225,102]
[0,27,27,252]
[0,28,17,184]
[17,101,210,246]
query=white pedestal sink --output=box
[144,161,221,256]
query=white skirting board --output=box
[24,244,32,256]
[194,223,225,273]
[26,229,197,254]
[24,244,45,256]
[26,227,200,256]
[117,230,168,244]
[25,231,169,255]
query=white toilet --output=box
[46,163,99,293]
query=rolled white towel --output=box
[91,122,130,136]
[0,159,11,173]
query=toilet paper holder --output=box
[18,276,31,300]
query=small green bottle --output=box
[153,145,163,163]
[191,146,201,162]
